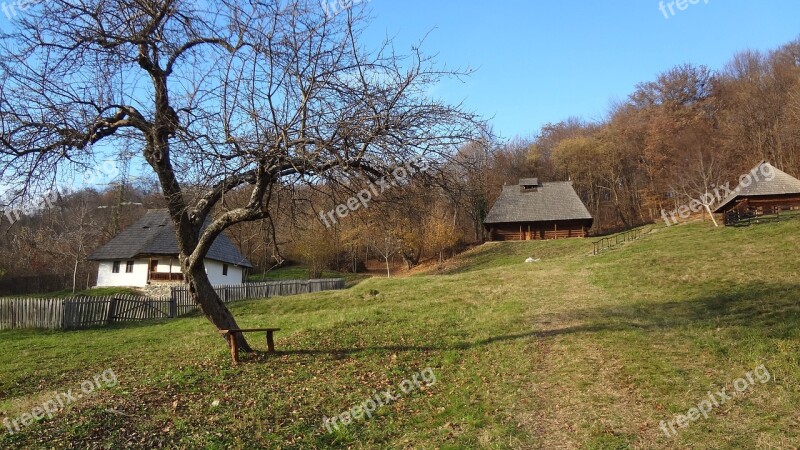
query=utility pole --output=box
[109,150,135,235]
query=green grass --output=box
[1,220,799,449]
[248,265,335,280]
[248,264,369,286]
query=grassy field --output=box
[1,220,798,449]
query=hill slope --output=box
[1,220,799,448]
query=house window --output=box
[222,264,229,276]
[150,260,159,272]
[125,261,134,273]
[112,261,120,273]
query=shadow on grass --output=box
[566,281,800,337]
[239,324,634,361]
[237,282,800,363]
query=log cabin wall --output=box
[731,194,800,213]
[487,220,591,241]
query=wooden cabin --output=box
[713,162,800,226]
[484,179,593,241]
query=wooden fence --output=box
[0,279,345,331]
[723,207,800,227]
[170,279,346,305]
[0,297,64,329]
[592,228,648,255]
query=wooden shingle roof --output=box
[484,180,593,224]
[713,162,800,213]
[88,209,253,267]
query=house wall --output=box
[204,260,244,286]
[96,258,244,287]
[486,220,592,241]
[726,194,800,213]
[721,194,800,225]
[96,259,149,287]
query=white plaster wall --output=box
[204,259,244,286]
[96,259,149,287]
[96,258,244,287]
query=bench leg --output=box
[228,333,239,364]
[266,330,275,353]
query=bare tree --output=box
[0,0,483,350]
[55,200,99,293]
[372,232,398,279]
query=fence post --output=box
[63,299,71,329]
[245,282,250,299]
[169,296,177,318]
[106,296,118,325]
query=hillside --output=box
[1,220,799,449]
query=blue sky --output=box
[1,0,799,196]
[2,0,796,141]
[361,0,800,140]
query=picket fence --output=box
[0,279,345,331]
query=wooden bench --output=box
[219,328,280,364]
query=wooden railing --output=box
[592,228,647,255]
[149,272,184,282]
[723,207,800,227]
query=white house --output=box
[89,209,252,287]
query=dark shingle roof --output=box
[89,209,253,267]
[713,162,800,213]
[484,181,593,224]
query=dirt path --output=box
[511,266,661,448]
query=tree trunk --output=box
[185,263,252,352]
[72,258,78,294]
